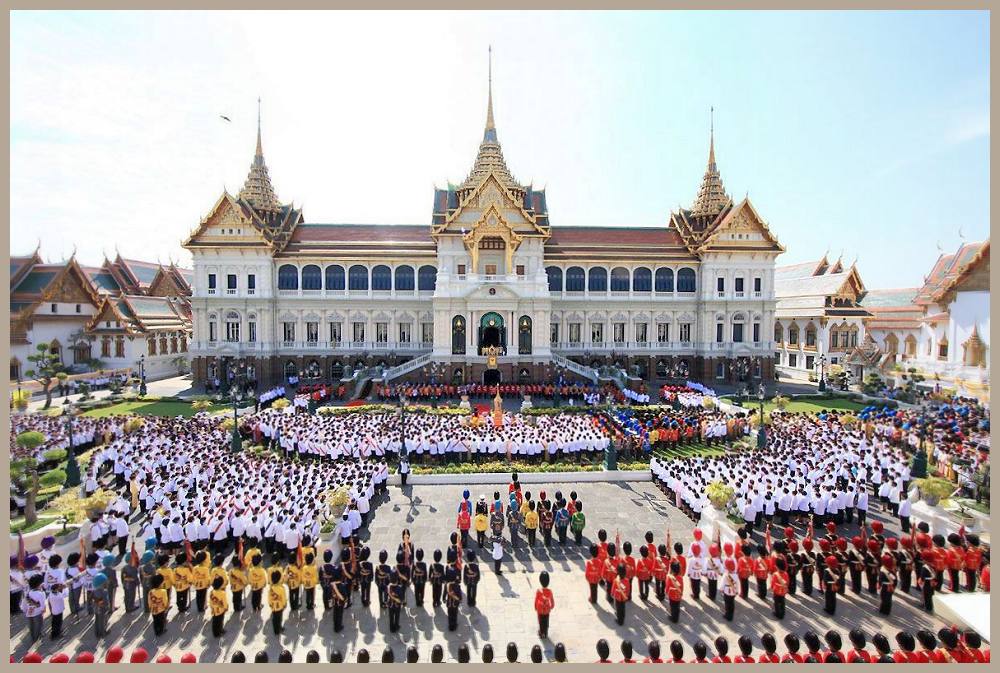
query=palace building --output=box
[183,73,786,390]
[9,251,192,383]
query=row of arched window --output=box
[277,264,437,292]
[546,266,696,293]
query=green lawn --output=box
[81,400,198,418]
[722,397,866,416]
[10,515,59,534]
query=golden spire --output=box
[239,97,280,212]
[690,106,729,219]
[462,46,517,191]
[255,97,263,158]
[485,45,496,140]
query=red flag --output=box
[237,538,245,569]
[958,524,967,541]
[184,539,194,565]
[615,529,621,557]
[16,532,25,569]
[296,539,304,569]
[806,519,814,541]
[764,525,772,553]
[78,537,86,571]
[129,541,139,568]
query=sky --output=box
[10,10,989,289]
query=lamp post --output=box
[62,397,81,487]
[756,383,767,449]
[15,373,23,414]
[398,391,408,460]
[229,384,244,452]
[817,354,827,392]
[138,355,147,396]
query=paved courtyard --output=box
[11,480,956,663]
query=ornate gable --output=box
[434,172,548,240]
[697,198,784,253]
[41,258,102,306]
[148,266,186,298]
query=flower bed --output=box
[409,459,649,475]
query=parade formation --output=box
[8,379,991,663]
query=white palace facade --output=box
[183,80,785,390]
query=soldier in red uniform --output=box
[610,565,629,626]
[917,630,947,662]
[894,631,924,662]
[846,629,872,663]
[758,633,780,663]
[642,641,663,663]
[963,631,987,663]
[964,534,983,591]
[534,571,554,638]
[635,545,653,601]
[822,555,839,615]
[690,641,710,664]
[653,544,669,601]
[823,630,846,663]
[665,561,683,623]
[938,628,971,662]
[667,641,685,664]
[781,633,803,662]
[602,543,618,605]
[621,542,637,596]
[769,557,789,619]
[753,544,771,599]
[736,544,753,599]
[711,637,731,663]
[618,640,637,664]
[585,545,603,604]
[733,635,755,663]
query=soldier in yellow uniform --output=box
[156,555,174,602]
[268,569,287,636]
[191,551,211,613]
[285,561,302,611]
[173,555,192,613]
[301,553,319,610]
[229,556,248,612]
[210,555,229,591]
[524,502,540,547]
[148,574,170,637]
[248,553,267,612]
[209,576,229,638]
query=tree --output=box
[25,342,64,410]
[13,431,45,526]
[911,448,928,479]
[64,448,81,488]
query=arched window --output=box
[278,264,298,290]
[788,324,799,345]
[372,265,392,291]
[677,268,696,292]
[301,264,322,290]
[774,322,783,343]
[655,360,667,377]
[904,334,917,358]
[805,323,817,347]
[633,267,652,292]
[588,267,607,292]
[349,265,368,291]
[452,315,466,355]
[655,268,674,293]
[518,315,532,355]
[566,266,585,292]
[418,265,437,291]
[394,265,415,291]
[546,266,563,292]
[610,267,630,292]
[330,361,344,379]
[324,265,345,291]
[884,333,899,354]
[284,361,298,377]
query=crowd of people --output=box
[249,406,611,461]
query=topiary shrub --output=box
[39,469,67,489]
[915,477,955,506]
[42,448,67,463]
[706,481,735,509]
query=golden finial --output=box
[485,45,496,137]
[255,97,263,158]
[708,106,715,168]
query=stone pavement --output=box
[24,375,196,412]
[10,481,957,663]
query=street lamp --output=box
[62,397,81,487]
[756,383,767,449]
[817,354,828,392]
[138,355,147,396]
[229,384,244,452]
[398,391,408,459]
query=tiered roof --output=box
[913,240,988,306]
[775,255,870,318]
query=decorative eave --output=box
[85,296,142,337]
[432,170,549,240]
[933,240,990,305]
[695,197,785,254]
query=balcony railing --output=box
[207,288,217,295]
[225,288,237,295]
[735,291,745,298]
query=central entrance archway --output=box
[484,368,502,386]
[478,312,506,354]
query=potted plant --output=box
[951,501,976,528]
[914,477,955,507]
[706,481,735,510]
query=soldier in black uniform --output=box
[429,549,445,608]
[784,541,799,596]
[386,570,403,633]
[822,555,839,615]
[374,550,391,610]
[330,566,347,633]
[339,548,354,608]
[319,550,335,610]
[411,548,427,607]
[358,547,373,607]
[799,542,815,596]
[878,553,897,616]
[444,572,462,631]
[864,541,881,595]
[918,550,936,612]
[847,537,865,593]
[896,539,913,594]
[463,550,480,607]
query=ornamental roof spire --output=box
[690,106,730,219]
[239,97,281,212]
[462,46,517,191]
